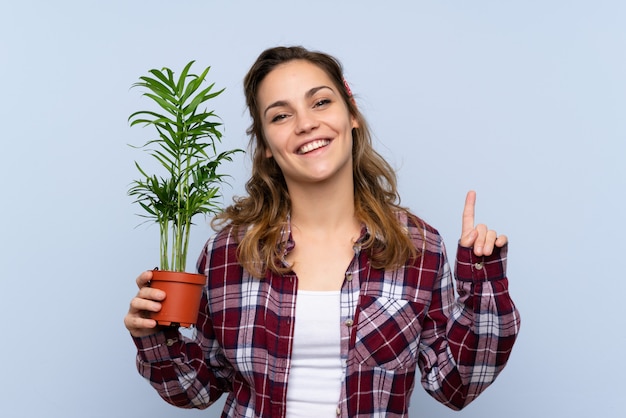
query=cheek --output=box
[260,127,273,158]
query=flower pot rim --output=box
[151,270,206,285]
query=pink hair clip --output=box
[343,78,353,97]
[343,78,356,106]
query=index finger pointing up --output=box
[462,190,476,236]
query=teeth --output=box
[298,139,330,154]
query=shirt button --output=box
[345,319,354,327]
[336,407,341,415]
[165,338,177,347]
[345,273,353,281]
[474,262,484,270]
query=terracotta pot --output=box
[149,270,206,327]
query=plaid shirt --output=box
[134,212,520,417]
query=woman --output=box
[124,46,520,417]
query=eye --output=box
[271,113,289,123]
[314,98,331,108]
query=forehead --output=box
[257,60,336,102]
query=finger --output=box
[136,286,166,302]
[124,312,159,337]
[459,228,478,248]
[481,229,498,256]
[136,270,154,289]
[473,223,488,256]
[495,234,508,247]
[461,190,476,236]
[124,294,162,337]
[130,295,163,314]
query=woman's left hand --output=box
[459,190,508,257]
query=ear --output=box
[351,115,359,129]
[265,147,273,158]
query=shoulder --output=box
[198,224,245,269]
[394,209,444,254]
[211,223,247,249]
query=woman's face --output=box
[256,60,358,188]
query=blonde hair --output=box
[213,46,421,278]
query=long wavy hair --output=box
[213,46,421,278]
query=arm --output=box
[125,242,233,409]
[417,192,521,410]
[132,290,232,409]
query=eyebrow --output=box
[263,85,335,117]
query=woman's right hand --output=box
[124,270,166,338]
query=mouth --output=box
[297,139,331,155]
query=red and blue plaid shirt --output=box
[134,212,520,417]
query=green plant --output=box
[128,61,243,272]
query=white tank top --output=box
[286,290,343,417]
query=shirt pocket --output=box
[353,295,425,370]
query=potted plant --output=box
[128,60,242,327]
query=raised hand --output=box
[459,190,507,257]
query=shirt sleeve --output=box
[131,246,233,409]
[417,241,520,410]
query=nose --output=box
[294,109,319,134]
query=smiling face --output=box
[256,59,358,189]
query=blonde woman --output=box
[125,46,520,417]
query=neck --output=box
[287,178,357,233]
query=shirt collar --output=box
[277,214,371,262]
